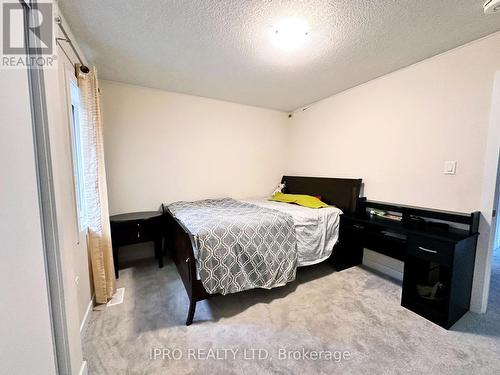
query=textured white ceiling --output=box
[59,0,500,111]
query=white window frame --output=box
[63,67,88,240]
[69,79,87,229]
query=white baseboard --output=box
[362,248,404,281]
[80,297,94,333]
[79,360,88,375]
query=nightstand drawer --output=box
[128,223,147,242]
[407,235,454,265]
[112,220,155,245]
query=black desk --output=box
[332,199,480,329]
[110,211,165,278]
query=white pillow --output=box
[271,183,285,196]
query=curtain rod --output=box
[54,16,89,73]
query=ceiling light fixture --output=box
[484,0,500,14]
[271,18,310,52]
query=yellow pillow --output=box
[271,192,329,209]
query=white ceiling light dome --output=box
[270,18,310,51]
[484,0,500,14]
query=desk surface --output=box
[342,214,473,242]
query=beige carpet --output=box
[82,252,500,374]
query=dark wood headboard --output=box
[281,176,362,214]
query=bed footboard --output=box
[163,205,210,325]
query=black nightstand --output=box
[110,211,165,278]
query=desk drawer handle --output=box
[137,231,140,238]
[418,246,437,254]
[353,224,365,229]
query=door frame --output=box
[495,197,500,250]
[24,1,73,373]
[472,71,500,313]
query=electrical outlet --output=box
[444,161,456,175]
[75,276,80,285]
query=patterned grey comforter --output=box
[168,198,297,295]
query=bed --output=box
[242,198,342,266]
[163,176,362,325]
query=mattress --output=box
[242,199,342,266]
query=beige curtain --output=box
[78,66,116,304]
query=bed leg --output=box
[186,299,196,326]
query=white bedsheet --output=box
[242,199,342,266]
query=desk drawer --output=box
[407,235,454,265]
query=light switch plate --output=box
[444,161,456,175]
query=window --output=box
[69,79,87,231]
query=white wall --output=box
[101,81,289,214]
[56,4,94,324]
[286,32,500,311]
[46,40,93,327]
[43,51,86,375]
[287,32,500,213]
[0,64,56,374]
